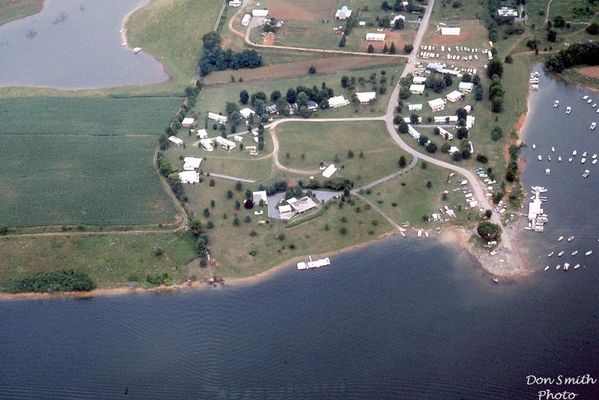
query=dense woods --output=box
[199,32,263,76]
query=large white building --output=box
[200,138,214,151]
[497,7,518,17]
[412,76,427,84]
[178,171,200,184]
[409,84,425,94]
[208,112,228,124]
[241,14,251,26]
[196,129,208,139]
[438,127,454,141]
[182,157,203,171]
[458,81,474,93]
[239,107,256,119]
[228,0,242,7]
[366,32,386,41]
[408,103,423,111]
[328,95,350,108]
[434,115,458,123]
[407,124,421,140]
[322,164,337,178]
[446,90,463,103]
[428,98,446,112]
[356,92,376,104]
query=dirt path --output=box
[545,0,553,25]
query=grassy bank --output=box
[0,233,197,289]
[0,0,43,27]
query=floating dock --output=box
[527,186,548,232]
[297,257,331,270]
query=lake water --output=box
[1,70,598,399]
[0,0,169,89]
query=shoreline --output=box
[0,224,529,301]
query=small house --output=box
[440,27,460,36]
[366,32,386,41]
[356,92,376,104]
[253,191,268,205]
[228,0,242,7]
[182,157,202,171]
[407,124,421,140]
[434,115,458,123]
[335,6,352,20]
[252,9,269,17]
[239,107,256,119]
[438,127,454,141]
[266,104,278,115]
[428,98,446,112]
[288,196,318,214]
[466,115,476,129]
[215,136,236,151]
[178,171,199,184]
[497,7,518,17]
[208,112,228,124]
[168,136,184,147]
[241,14,251,26]
[196,129,208,139]
[200,139,214,151]
[409,84,425,95]
[408,103,423,111]
[446,90,463,103]
[306,100,319,111]
[322,164,337,178]
[458,81,474,93]
[328,95,350,108]
[181,117,195,128]
[412,76,426,84]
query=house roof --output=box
[288,196,317,213]
[183,157,202,170]
[322,164,337,178]
[335,6,352,18]
[253,191,268,204]
[178,171,199,184]
[356,92,376,103]
[428,98,446,108]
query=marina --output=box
[526,186,548,232]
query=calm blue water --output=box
[0,0,169,88]
[1,69,598,399]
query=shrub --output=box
[5,270,95,293]
[477,221,502,241]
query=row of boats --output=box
[536,149,598,165]
[545,263,585,271]
[553,99,598,129]
[547,250,592,257]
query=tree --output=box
[410,113,420,124]
[403,44,414,54]
[491,126,503,141]
[398,156,407,168]
[397,120,409,133]
[477,221,502,242]
[383,43,389,53]
[456,107,468,120]
[425,142,438,153]
[347,149,354,158]
[547,29,557,42]
[270,89,282,103]
[491,97,503,113]
[475,86,484,101]
[381,0,391,11]
[339,35,347,47]
[308,65,317,74]
[461,73,472,83]
[367,44,374,53]
[504,55,513,64]
[399,86,411,99]
[239,90,249,105]
[457,126,469,139]
[389,42,396,54]
[586,22,599,35]
[443,74,453,87]
[341,75,350,88]
[286,88,297,104]
[487,59,504,78]
[476,154,489,163]
[553,15,566,28]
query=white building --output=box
[438,127,454,141]
[168,136,184,147]
[403,116,422,123]
[446,90,463,103]
[322,164,337,178]
[407,124,421,140]
[178,171,199,184]
[356,92,376,104]
[208,112,228,124]
[366,32,386,41]
[228,0,242,7]
[181,117,195,128]
[466,115,476,129]
[233,135,243,142]
[288,196,318,214]
[200,138,214,152]
[182,157,202,171]
[412,76,427,84]
[196,129,208,139]
[253,191,268,205]
[328,95,350,108]
[335,6,352,20]
[463,105,472,114]
[239,107,256,119]
[434,115,458,123]
[215,136,236,150]
[391,14,405,28]
[409,84,425,94]
[241,14,251,27]
[458,81,474,93]
[497,7,518,17]
[428,98,446,112]
[440,27,461,36]
[408,103,423,111]
[252,9,269,17]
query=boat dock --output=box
[297,256,331,270]
[527,186,548,232]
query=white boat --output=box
[544,266,550,271]
[581,158,586,164]
[132,47,142,54]
[573,150,577,156]
[558,236,564,242]
[556,264,561,270]
[569,157,573,162]
[558,251,564,257]
[583,151,588,157]
[557,156,562,162]
[545,168,551,176]
[548,155,552,162]
[551,146,555,152]
[566,106,571,114]
[591,122,597,130]
[592,154,597,159]
[585,250,593,256]
[532,144,537,149]
[583,95,589,100]
[582,169,590,178]
[548,251,554,257]
[563,263,570,271]
[572,250,579,256]
[538,155,543,161]
[596,108,599,113]
[593,159,598,165]
[553,100,559,108]
[593,104,597,108]
[588,99,593,104]
[574,264,580,270]
[567,236,574,242]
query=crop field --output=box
[0,135,177,227]
[275,121,411,186]
[0,96,182,135]
[182,178,391,278]
[0,233,197,288]
[0,0,42,27]
[127,0,223,84]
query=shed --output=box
[178,171,199,184]
[168,136,184,147]
[322,164,337,178]
[253,191,268,205]
[228,0,242,7]
[458,81,474,93]
[239,108,256,119]
[181,117,195,128]
[412,76,427,84]
[335,6,352,20]
[409,84,425,94]
[466,115,476,129]
[441,27,461,36]
[182,157,202,171]
[208,112,228,124]
[241,14,251,26]
[446,90,463,103]
[408,103,423,111]
[366,32,386,41]
[328,95,350,108]
[356,92,376,104]
[428,98,446,112]
[252,9,269,17]
[196,128,208,139]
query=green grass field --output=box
[431,0,486,21]
[127,0,223,84]
[0,0,42,27]
[0,96,182,135]
[275,121,411,186]
[0,135,177,227]
[0,233,198,289]
[182,177,391,278]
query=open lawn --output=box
[364,160,472,225]
[0,233,197,289]
[182,177,392,278]
[127,0,223,84]
[0,96,181,135]
[196,64,403,122]
[0,135,177,227]
[431,0,486,21]
[0,0,42,27]
[275,121,411,186]
[422,19,490,49]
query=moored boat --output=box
[572,250,579,256]
[585,250,593,256]
[566,106,571,114]
[558,251,564,257]
[553,100,559,108]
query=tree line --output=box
[199,32,263,76]
[4,270,94,293]
[545,42,599,73]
